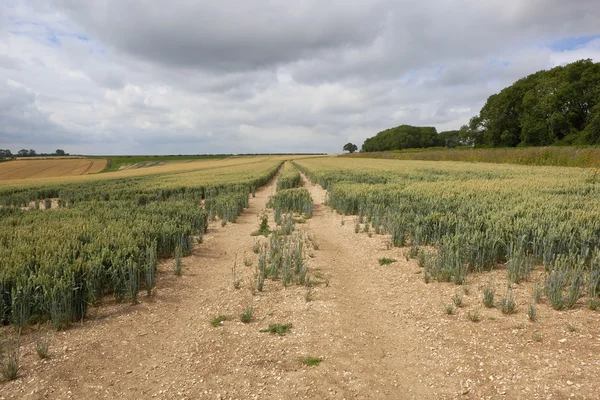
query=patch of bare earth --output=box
[2,174,599,399]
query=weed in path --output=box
[35,330,52,359]
[0,338,20,381]
[528,303,537,322]
[210,315,232,327]
[378,257,397,266]
[240,307,254,323]
[483,282,495,308]
[260,323,292,336]
[467,309,481,322]
[232,257,241,289]
[445,305,455,315]
[499,288,517,314]
[452,293,464,308]
[300,356,322,366]
[251,212,271,237]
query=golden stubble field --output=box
[0,158,107,181]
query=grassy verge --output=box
[346,146,600,168]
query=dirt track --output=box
[2,172,600,399]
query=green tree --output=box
[55,149,66,156]
[470,59,600,147]
[343,143,358,153]
[18,149,29,157]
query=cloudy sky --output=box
[1,0,600,155]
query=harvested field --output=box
[0,158,107,180]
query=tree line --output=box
[462,59,600,147]
[353,126,461,153]
[0,149,68,160]
[354,59,600,153]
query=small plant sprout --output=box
[240,306,254,323]
[305,277,314,302]
[300,356,323,366]
[452,293,464,308]
[1,337,20,381]
[528,303,537,322]
[499,288,517,315]
[567,323,577,332]
[35,330,52,359]
[378,257,397,266]
[467,309,481,322]
[251,212,271,236]
[533,331,543,342]
[210,315,232,327]
[532,283,543,303]
[483,282,495,308]
[445,305,455,315]
[174,245,183,276]
[260,323,292,336]
[252,240,261,254]
[232,256,241,289]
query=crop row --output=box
[0,159,283,329]
[294,158,600,309]
[276,162,302,192]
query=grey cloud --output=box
[2,1,600,155]
[52,0,387,71]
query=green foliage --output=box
[174,245,183,276]
[499,288,517,315]
[343,143,358,153]
[483,283,495,308]
[466,59,600,147]
[251,212,271,236]
[210,315,232,327]
[260,323,292,336]
[300,356,323,366]
[276,163,302,191]
[528,303,537,322]
[294,157,600,315]
[240,306,254,323]
[35,330,52,359]
[362,125,440,152]
[0,159,282,329]
[0,338,20,381]
[452,293,464,308]
[267,188,313,217]
[378,257,396,266]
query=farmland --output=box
[0,158,107,181]
[1,155,600,399]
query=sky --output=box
[1,0,600,155]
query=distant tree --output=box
[29,149,37,156]
[343,143,358,153]
[55,149,65,156]
[0,149,12,159]
[18,149,29,157]
[361,125,438,152]
[436,130,462,148]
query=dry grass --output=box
[0,155,325,188]
[0,158,107,181]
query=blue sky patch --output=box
[550,34,600,51]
